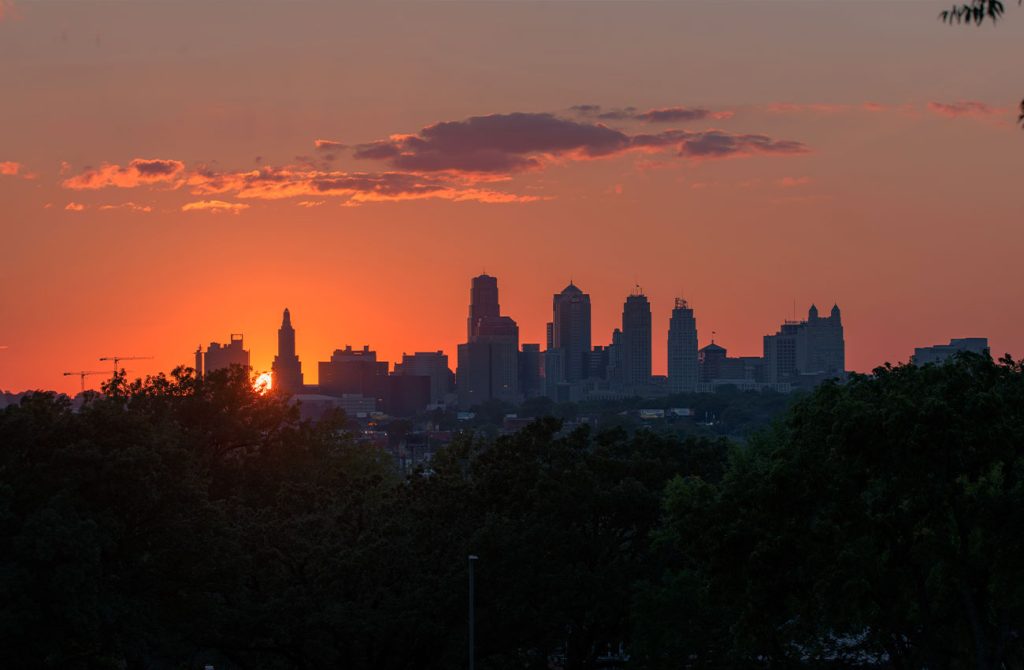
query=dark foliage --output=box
[3,356,1023,668]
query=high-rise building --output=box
[548,282,592,384]
[468,274,500,340]
[201,334,250,375]
[621,288,652,387]
[912,338,989,365]
[763,304,845,386]
[667,298,698,393]
[394,351,454,405]
[271,308,304,394]
[457,275,520,408]
[318,345,389,400]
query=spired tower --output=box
[271,308,304,394]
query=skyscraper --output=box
[763,303,845,386]
[667,298,698,393]
[468,273,500,340]
[457,274,520,408]
[549,281,592,383]
[621,287,652,387]
[271,308,304,394]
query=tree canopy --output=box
[2,355,1023,668]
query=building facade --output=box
[621,288,652,388]
[394,351,454,406]
[271,308,304,394]
[201,334,250,375]
[548,282,592,384]
[457,275,520,408]
[912,337,989,365]
[763,304,845,386]
[667,298,698,393]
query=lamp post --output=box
[469,554,478,670]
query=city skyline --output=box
[0,264,1003,395]
[14,268,991,399]
[2,1,1021,394]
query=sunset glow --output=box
[0,1,1021,395]
[254,372,273,395]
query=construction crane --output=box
[63,370,109,393]
[99,355,153,374]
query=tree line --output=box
[1,354,1022,669]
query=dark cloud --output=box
[636,107,712,123]
[677,131,808,158]
[131,158,183,176]
[353,112,632,173]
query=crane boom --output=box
[99,355,154,373]
[63,370,109,392]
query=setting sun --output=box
[253,372,272,394]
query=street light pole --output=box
[469,554,478,670]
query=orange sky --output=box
[1,0,1021,394]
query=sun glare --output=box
[254,372,273,394]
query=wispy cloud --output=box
[766,103,851,114]
[571,104,733,123]
[0,161,23,176]
[64,202,86,212]
[676,131,808,159]
[927,100,1008,119]
[99,202,153,213]
[63,158,186,190]
[182,200,250,214]
[314,139,346,150]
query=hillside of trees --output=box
[1,355,1022,669]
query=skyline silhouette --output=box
[1,1,1020,395]
[5,271,994,400]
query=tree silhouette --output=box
[939,0,1024,125]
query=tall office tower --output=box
[468,273,500,340]
[550,282,592,383]
[763,303,845,385]
[457,275,520,408]
[271,308,304,394]
[667,298,698,393]
[621,288,652,387]
[202,334,250,375]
